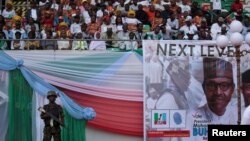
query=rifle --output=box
[38,107,65,127]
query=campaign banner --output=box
[143,40,250,141]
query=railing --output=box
[0,38,143,51]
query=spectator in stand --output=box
[56,22,72,38]
[191,2,201,17]
[135,4,149,25]
[101,16,115,33]
[81,23,91,41]
[167,12,179,30]
[41,24,55,39]
[70,15,82,36]
[26,1,41,24]
[146,5,156,23]
[0,23,8,41]
[161,4,170,21]
[198,28,212,40]
[242,16,250,36]
[231,0,243,21]
[146,26,163,40]
[210,16,227,40]
[117,24,130,48]
[151,10,163,31]
[101,26,118,48]
[57,30,71,50]
[0,31,7,50]
[135,23,147,48]
[124,10,141,32]
[87,16,101,37]
[129,0,139,11]
[179,16,198,40]
[2,1,16,27]
[169,0,180,15]
[25,18,39,34]
[51,0,60,11]
[54,9,71,29]
[89,31,106,51]
[160,19,173,40]
[10,21,27,39]
[179,0,191,14]
[41,30,57,50]
[178,11,189,28]
[15,9,26,28]
[114,16,124,33]
[29,25,41,39]
[72,32,88,50]
[24,31,40,50]
[120,32,138,51]
[68,2,78,20]
[11,31,25,50]
[211,0,222,15]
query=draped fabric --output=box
[62,88,143,136]
[5,51,143,101]
[62,110,87,141]
[0,51,96,120]
[4,50,143,136]
[8,69,33,141]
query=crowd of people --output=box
[0,0,247,50]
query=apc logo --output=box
[151,110,170,129]
[154,113,167,125]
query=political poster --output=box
[143,40,249,141]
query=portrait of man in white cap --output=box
[187,57,237,124]
[185,57,237,141]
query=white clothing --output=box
[1,9,16,19]
[179,4,191,13]
[149,60,163,83]
[31,9,38,20]
[51,3,59,10]
[211,0,222,10]
[39,0,49,7]
[11,41,25,50]
[185,103,237,141]
[124,17,141,25]
[242,106,250,124]
[129,4,138,11]
[82,11,91,24]
[184,76,206,110]
[146,97,157,110]
[154,4,165,11]
[155,92,179,109]
[57,40,70,50]
[96,10,103,19]
[89,41,106,50]
[179,24,198,39]
[210,23,226,40]
[70,23,82,34]
[167,18,179,29]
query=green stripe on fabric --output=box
[62,109,87,141]
[8,69,33,141]
[134,48,143,56]
[35,53,124,82]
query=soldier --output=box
[40,91,64,141]
[241,69,250,124]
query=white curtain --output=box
[0,70,8,141]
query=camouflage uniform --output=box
[41,103,64,141]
